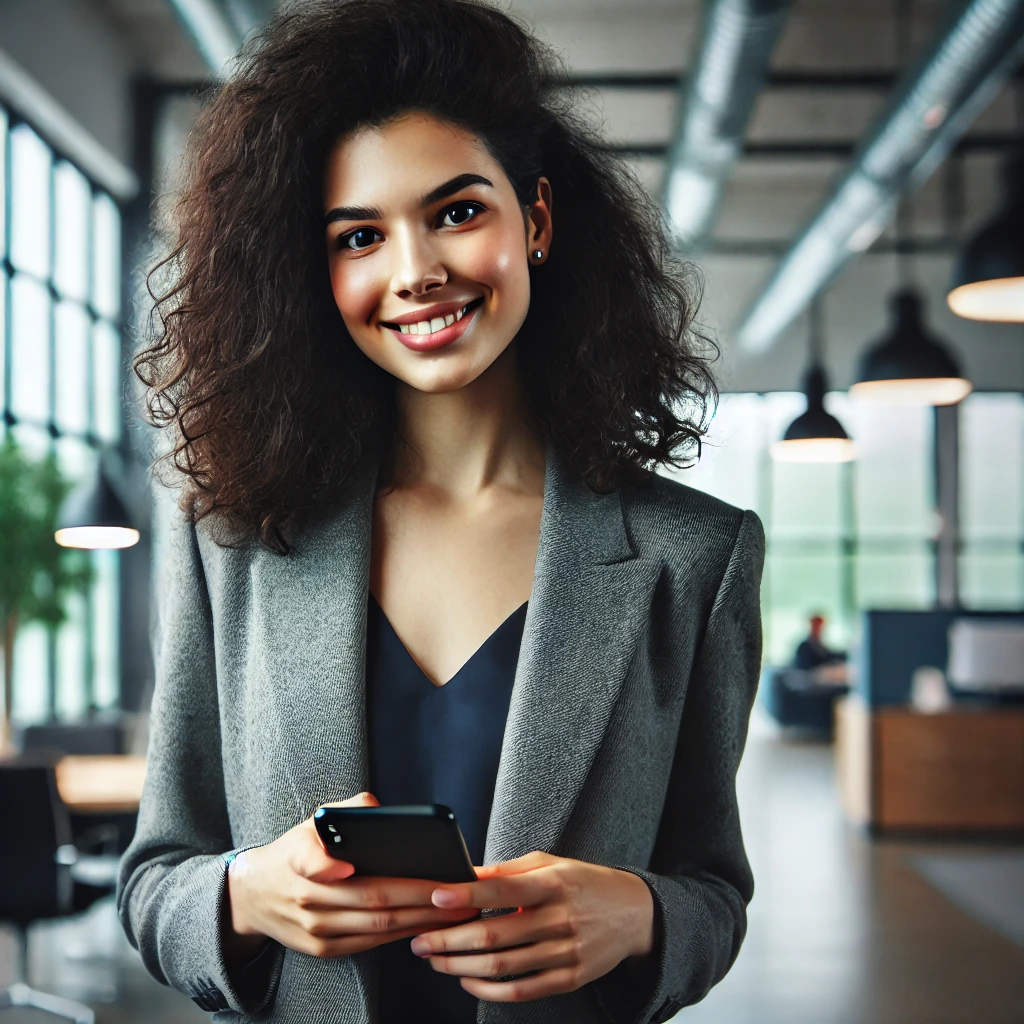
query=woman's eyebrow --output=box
[420,173,494,206]
[324,173,494,226]
[325,203,383,225]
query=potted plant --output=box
[0,433,95,751]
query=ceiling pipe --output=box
[735,0,1024,355]
[164,0,250,79]
[665,0,792,252]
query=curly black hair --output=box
[134,0,717,554]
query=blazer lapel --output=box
[251,454,379,824]
[483,447,661,866]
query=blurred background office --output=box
[0,0,1022,1021]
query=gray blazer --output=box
[117,443,764,1024]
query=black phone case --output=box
[313,804,477,883]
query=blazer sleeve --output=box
[115,512,283,1015]
[593,508,765,1024]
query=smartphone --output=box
[313,803,477,883]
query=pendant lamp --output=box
[850,289,972,406]
[55,455,140,550]
[771,298,855,463]
[947,152,1024,323]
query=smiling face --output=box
[323,112,552,395]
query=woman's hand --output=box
[408,850,655,1002]
[224,792,479,959]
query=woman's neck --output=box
[386,343,546,502]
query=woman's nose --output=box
[390,227,447,297]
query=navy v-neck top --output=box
[366,593,528,1024]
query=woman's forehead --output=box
[323,113,505,210]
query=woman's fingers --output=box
[301,850,358,885]
[460,967,584,1002]
[300,792,377,882]
[315,791,381,810]
[293,873,455,910]
[282,921,445,959]
[472,851,554,879]
[431,867,558,911]
[299,903,478,939]
[412,902,569,957]
[428,937,579,980]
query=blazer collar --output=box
[261,443,660,861]
[539,445,635,567]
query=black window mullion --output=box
[2,106,12,425]
[44,139,58,721]
[85,183,98,714]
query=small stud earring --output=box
[532,249,544,261]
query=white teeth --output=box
[390,306,474,335]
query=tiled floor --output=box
[2,709,1022,1022]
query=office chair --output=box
[20,721,136,856]
[21,722,124,757]
[0,760,116,1024]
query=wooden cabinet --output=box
[835,696,1024,831]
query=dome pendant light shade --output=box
[771,366,855,464]
[55,461,140,550]
[947,155,1024,323]
[850,289,972,406]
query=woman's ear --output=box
[526,176,553,263]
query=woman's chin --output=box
[389,349,509,395]
[392,364,483,395]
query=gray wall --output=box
[0,0,139,166]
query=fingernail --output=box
[410,938,429,956]
[431,888,459,907]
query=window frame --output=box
[2,105,126,723]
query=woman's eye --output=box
[342,228,382,251]
[440,202,484,227]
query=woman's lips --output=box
[385,302,480,352]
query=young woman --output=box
[116,1,764,1022]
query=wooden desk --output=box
[55,754,147,814]
[836,696,1024,831]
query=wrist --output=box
[622,870,655,959]
[226,851,264,943]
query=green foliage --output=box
[0,433,95,632]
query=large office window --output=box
[660,392,1022,666]
[1,107,124,722]
[960,392,1024,609]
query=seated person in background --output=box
[793,614,849,685]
